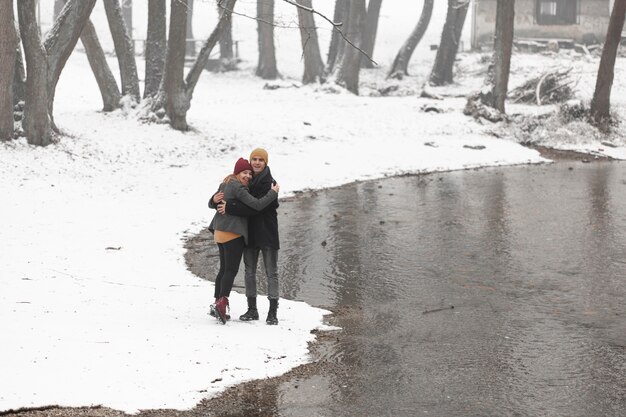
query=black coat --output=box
[211,166,280,249]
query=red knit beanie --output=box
[233,157,253,175]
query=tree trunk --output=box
[0,0,17,141]
[14,44,26,106]
[327,0,348,73]
[81,20,122,111]
[53,0,65,20]
[144,0,166,98]
[218,0,234,62]
[17,0,52,145]
[44,0,97,126]
[185,0,238,90]
[388,0,434,79]
[186,0,196,56]
[491,0,515,113]
[18,0,95,145]
[122,0,132,36]
[156,0,236,130]
[162,0,190,130]
[590,0,626,125]
[256,0,279,79]
[430,0,469,86]
[333,0,366,94]
[297,0,325,84]
[360,0,382,69]
[103,0,140,102]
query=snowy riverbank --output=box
[3,1,626,413]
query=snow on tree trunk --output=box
[0,0,17,141]
[256,0,279,79]
[590,0,626,126]
[13,44,26,106]
[81,20,122,111]
[297,0,325,84]
[327,0,348,73]
[162,0,190,131]
[103,0,140,102]
[17,0,52,146]
[360,0,382,69]
[388,0,433,79]
[491,0,515,113]
[333,0,366,94]
[53,0,65,20]
[144,0,166,99]
[430,0,469,86]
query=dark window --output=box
[536,0,578,25]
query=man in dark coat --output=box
[210,148,280,324]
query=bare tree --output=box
[160,0,189,130]
[17,0,96,145]
[327,0,348,73]
[103,0,140,102]
[590,0,626,126]
[155,0,237,130]
[360,0,382,69]
[218,0,235,65]
[388,0,433,79]
[81,20,122,111]
[486,0,515,113]
[144,0,167,98]
[45,0,98,122]
[17,0,52,145]
[297,0,325,84]
[430,0,469,86]
[257,0,279,79]
[53,0,120,111]
[333,0,366,94]
[186,0,196,56]
[0,0,17,141]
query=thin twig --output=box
[422,305,455,315]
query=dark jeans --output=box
[243,247,279,300]
[214,236,245,299]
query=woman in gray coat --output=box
[209,158,280,324]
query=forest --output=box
[1,0,625,147]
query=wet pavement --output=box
[189,161,626,417]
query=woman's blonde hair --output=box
[223,174,239,184]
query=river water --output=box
[191,162,626,417]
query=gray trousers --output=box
[243,247,279,300]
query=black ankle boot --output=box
[266,299,278,325]
[239,297,259,321]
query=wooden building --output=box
[471,0,615,48]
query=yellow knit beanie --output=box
[249,148,269,164]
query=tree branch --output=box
[215,0,377,66]
[282,0,377,65]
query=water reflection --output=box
[274,163,626,417]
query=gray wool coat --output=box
[208,179,278,245]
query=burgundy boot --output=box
[210,299,230,320]
[215,296,230,325]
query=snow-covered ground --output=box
[2,1,626,414]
